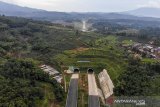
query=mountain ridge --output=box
[1,1,160,21]
[125,7,160,18]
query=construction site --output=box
[64,68,114,107]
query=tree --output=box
[115,58,151,96]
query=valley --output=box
[0,1,160,106]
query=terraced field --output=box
[55,36,128,81]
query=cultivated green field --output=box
[55,36,128,81]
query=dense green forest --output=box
[115,57,160,96]
[0,59,64,107]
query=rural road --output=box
[65,74,79,107]
[88,73,100,107]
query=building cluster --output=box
[40,65,62,83]
[123,42,160,59]
[98,69,114,105]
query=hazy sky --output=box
[1,0,160,12]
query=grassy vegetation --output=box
[142,58,160,63]
[122,40,134,45]
[35,82,66,107]
[55,35,127,81]
[78,73,88,107]
[36,83,55,107]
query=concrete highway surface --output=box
[88,73,100,107]
[65,74,79,107]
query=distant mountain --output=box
[1,1,160,22]
[0,1,75,21]
[0,1,44,16]
[125,7,160,18]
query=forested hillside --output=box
[0,59,64,107]
[0,15,100,68]
[0,15,160,107]
[0,15,101,107]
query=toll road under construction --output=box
[65,69,79,107]
[88,68,100,107]
[65,68,114,107]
